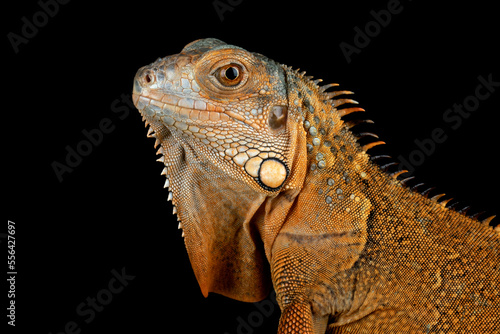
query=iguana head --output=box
[132,38,327,301]
[133,38,302,191]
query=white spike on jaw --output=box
[161,167,168,176]
[164,178,170,188]
[173,206,177,214]
[156,147,164,155]
[167,192,173,201]
[178,221,182,229]
[157,156,165,163]
[154,138,160,148]
[147,127,155,138]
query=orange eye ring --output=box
[216,64,244,87]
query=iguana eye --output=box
[216,64,244,86]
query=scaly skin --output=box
[132,38,499,333]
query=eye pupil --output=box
[215,63,244,87]
[224,66,239,80]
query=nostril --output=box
[138,68,155,86]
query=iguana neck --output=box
[255,67,376,262]
[267,67,495,268]
[266,69,499,322]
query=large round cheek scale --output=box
[259,159,287,189]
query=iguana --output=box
[132,38,499,333]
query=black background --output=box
[5,0,499,333]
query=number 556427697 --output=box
[7,220,15,271]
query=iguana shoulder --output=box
[132,38,499,333]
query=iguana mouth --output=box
[133,93,232,126]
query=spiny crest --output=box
[143,119,184,237]
[293,69,497,231]
[368,152,497,230]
